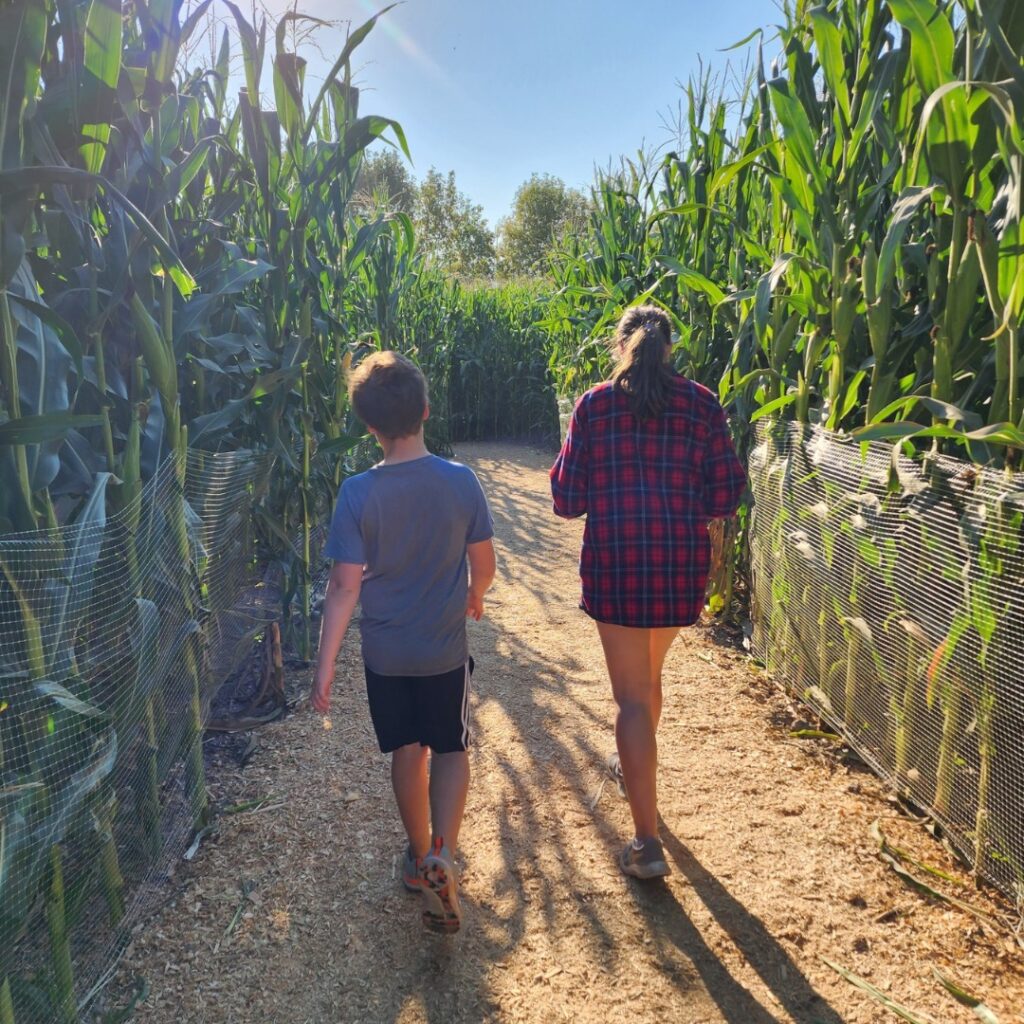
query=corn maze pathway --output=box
[116,442,1024,1024]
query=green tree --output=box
[497,173,589,277]
[415,168,496,278]
[354,148,417,215]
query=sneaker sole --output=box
[619,850,672,880]
[621,860,671,880]
[421,853,461,934]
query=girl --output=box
[550,305,745,878]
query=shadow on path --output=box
[343,444,849,1024]
[657,819,845,1024]
[131,443,851,1023]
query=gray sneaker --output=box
[619,837,671,879]
[402,845,425,893]
[421,837,461,934]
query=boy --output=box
[311,351,495,935]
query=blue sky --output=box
[255,0,783,227]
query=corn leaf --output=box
[0,413,104,445]
[83,0,122,89]
[809,5,851,128]
[869,820,1000,928]
[932,968,1001,1024]
[34,681,107,720]
[655,257,726,305]
[888,0,955,96]
[823,958,939,1024]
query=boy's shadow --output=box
[348,862,527,1023]
[621,817,845,1024]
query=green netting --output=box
[749,420,1024,905]
[307,436,382,594]
[0,448,273,1022]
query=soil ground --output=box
[112,442,1024,1024]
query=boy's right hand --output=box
[467,589,485,621]
[311,666,334,713]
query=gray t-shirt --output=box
[323,454,493,676]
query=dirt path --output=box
[116,442,1024,1024]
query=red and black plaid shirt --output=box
[550,376,746,627]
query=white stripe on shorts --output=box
[460,660,471,748]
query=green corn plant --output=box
[0,977,14,1024]
[0,0,48,533]
[132,286,209,826]
[44,846,74,1024]
[966,490,1019,879]
[928,613,971,820]
[892,615,928,785]
[1,3,415,1018]
[298,361,314,660]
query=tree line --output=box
[355,150,589,280]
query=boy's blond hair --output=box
[348,351,428,439]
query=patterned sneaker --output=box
[402,845,425,893]
[606,752,627,798]
[421,837,461,934]
[619,836,671,880]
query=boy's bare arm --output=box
[466,538,496,621]
[311,561,362,712]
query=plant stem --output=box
[894,635,919,785]
[934,682,962,819]
[89,263,116,472]
[0,292,37,528]
[300,362,312,661]
[0,551,46,679]
[98,799,126,927]
[0,977,14,1024]
[141,697,162,862]
[844,630,860,727]
[974,684,995,882]
[46,846,76,1024]
[167,413,209,829]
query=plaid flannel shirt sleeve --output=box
[550,396,589,518]
[702,401,746,518]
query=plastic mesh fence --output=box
[0,448,272,1022]
[749,420,1024,905]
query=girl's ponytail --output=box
[609,305,674,419]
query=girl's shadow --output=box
[623,817,845,1024]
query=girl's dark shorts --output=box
[363,657,474,754]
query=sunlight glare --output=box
[353,0,451,87]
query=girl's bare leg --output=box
[649,624,678,730]
[597,622,680,839]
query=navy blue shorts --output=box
[364,657,474,754]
